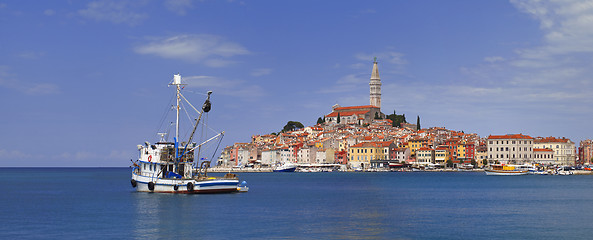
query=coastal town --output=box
[214,59,593,173]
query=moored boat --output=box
[273,163,297,172]
[130,74,247,193]
[485,164,528,176]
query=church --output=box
[325,58,385,125]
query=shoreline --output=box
[208,167,593,175]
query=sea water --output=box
[1,168,593,239]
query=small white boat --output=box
[556,167,574,175]
[273,163,297,172]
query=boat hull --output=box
[485,170,529,176]
[132,172,239,193]
[273,167,297,172]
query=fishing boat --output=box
[130,74,247,193]
[484,164,528,176]
[273,163,297,172]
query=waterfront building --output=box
[416,147,435,166]
[475,144,488,167]
[534,137,576,166]
[280,146,293,163]
[487,134,534,164]
[443,138,459,161]
[349,141,395,169]
[579,140,593,164]
[434,147,449,166]
[334,150,348,164]
[390,147,411,163]
[297,145,316,164]
[533,148,554,165]
[237,147,251,167]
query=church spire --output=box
[370,57,381,108]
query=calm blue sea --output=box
[1,168,593,239]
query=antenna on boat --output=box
[157,133,167,143]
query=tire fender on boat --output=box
[187,182,194,192]
[148,182,155,191]
[174,185,179,191]
[148,155,152,162]
[131,179,137,188]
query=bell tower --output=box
[369,57,381,108]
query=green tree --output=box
[337,113,341,123]
[317,117,324,125]
[471,159,477,167]
[282,121,304,132]
[446,159,454,168]
[482,159,488,166]
[416,115,421,131]
[385,110,407,128]
[374,112,381,119]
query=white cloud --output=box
[355,51,407,66]
[183,75,264,100]
[17,51,45,59]
[484,56,505,63]
[0,149,33,160]
[134,34,250,67]
[251,68,272,77]
[44,9,55,16]
[164,0,193,16]
[318,73,367,94]
[0,66,60,95]
[78,0,147,26]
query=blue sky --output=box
[1,0,593,167]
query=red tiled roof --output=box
[351,141,393,148]
[334,105,379,111]
[417,147,433,151]
[534,137,571,143]
[534,148,554,152]
[487,134,533,140]
[326,110,370,118]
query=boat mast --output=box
[171,73,184,159]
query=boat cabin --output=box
[136,141,196,179]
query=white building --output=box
[261,148,281,166]
[392,147,410,163]
[533,148,554,165]
[487,134,534,164]
[416,147,435,166]
[534,137,576,166]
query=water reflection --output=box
[131,192,199,239]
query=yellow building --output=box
[457,144,467,159]
[349,141,393,169]
[435,147,450,165]
[314,140,324,149]
[408,137,430,156]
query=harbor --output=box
[5,167,593,239]
[209,165,593,175]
